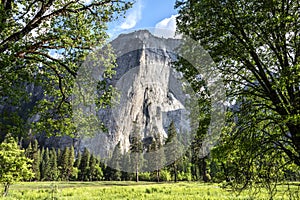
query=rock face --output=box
[0,30,192,156]
[83,30,191,158]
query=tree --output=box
[0,0,132,138]
[0,135,34,196]
[31,140,41,180]
[129,121,143,182]
[176,0,300,166]
[49,148,59,181]
[68,146,75,180]
[88,154,98,181]
[40,147,51,181]
[60,147,69,180]
[172,41,212,182]
[165,121,182,183]
[79,148,90,181]
[25,139,41,181]
[147,134,165,182]
[72,151,81,180]
[56,148,62,179]
[59,146,75,180]
[121,152,132,181]
[176,0,300,194]
[93,159,104,181]
[74,151,81,169]
[109,142,122,181]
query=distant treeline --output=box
[22,120,300,183]
[24,137,300,183]
[3,120,299,184]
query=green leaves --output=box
[176,0,300,163]
[0,0,132,137]
[0,135,34,196]
[176,0,300,195]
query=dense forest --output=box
[7,130,299,184]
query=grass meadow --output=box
[1,181,299,200]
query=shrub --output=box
[139,172,151,181]
[159,170,171,182]
[178,171,192,181]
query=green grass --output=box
[1,181,299,200]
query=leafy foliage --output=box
[176,0,300,165]
[0,135,34,196]
[0,0,132,138]
[176,0,300,196]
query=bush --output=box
[70,167,79,181]
[139,172,151,181]
[204,173,211,182]
[178,171,192,181]
[160,170,171,182]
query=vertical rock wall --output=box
[83,30,191,157]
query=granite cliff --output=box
[0,30,193,156]
[82,30,192,158]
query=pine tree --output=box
[109,142,122,181]
[40,148,51,181]
[72,150,81,181]
[89,154,97,181]
[68,146,75,180]
[121,153,132,181]
[56,148,62,180]
[165,121,182,183]
[32,140,41,181]
[25,140,41,181]
[39,147,44,181]
[49,148,58,181]
[94,159,104,181]
[61,147,74,180]
[150,134,165,182]
[74,151,81,169]
[25,142,34,180]
[129,121,143,182]
[60,147,67,180]
[79,148,90,181]
[25,142,32,159]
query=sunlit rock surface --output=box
[82,30,191,158]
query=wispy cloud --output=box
[120,0,143,30]
[154,15,181,39]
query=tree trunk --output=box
[135,163,139,182]
[192,164,198,180]
[289,124,300,153]
[283,123,300,166]
[197,160,202,181]
[174,163,177,183]
[221,162,230,182]
[156,169,160,182]
[3,182,10,197]
[202,157,209,182]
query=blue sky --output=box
[108,0,178,38]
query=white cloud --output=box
[120,0,143,30]
[154,15,181,39]
[81,0,93,5]
[155,15,177,31]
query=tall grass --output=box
[1,181,299,200]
